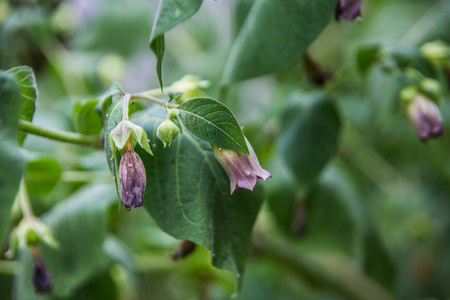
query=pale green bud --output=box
[157,120,180,147]
[10,217,59,254]
[167,75,210,103]
[420,40,450,63]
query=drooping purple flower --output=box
[119,144,146,211]
[335,0,362,21]
[214,139,271,194]
[407,94,444,141]
[32,256,52,294]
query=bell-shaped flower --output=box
[119,142,146,211]
[407,94,444,141]
[335,0,361,21]
[214,138,271,194]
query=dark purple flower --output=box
[407,94,444,141]
[214,139,271,194]
[32,257,52,294]
[119,144,146,211]
[335,0,362,21]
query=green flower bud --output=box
[157,119,180,148]
[167,75,210,103]
[420,78,441,102]
[13,217,58,251]
[420,40,450,63]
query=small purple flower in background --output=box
[32,255,52,294]
[214,139,271,194]
[119,142,146,211]
[407,94,444,142]
[335,0,362,21]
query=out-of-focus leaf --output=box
[15,184,117,300]
[149,0,203,89]
[0,72,24,245]
[132,107,263,286]
[223,0,335,84]
[356,45,381,75]
[301,164,364,256]
[72,98,102,135]
[266,158,298,235]
[363,228,396,290]
[24,156,62,199]
[5,66,37,145]
[178,97,249,154]
[278,92,341,186]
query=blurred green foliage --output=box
[1,0,450,299]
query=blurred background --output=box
[1,0,450,299]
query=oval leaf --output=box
[178,97,249,155]
[278,92,341,186]
[0,72,24,245]
[149,0,203,89]
[5,66,38,145]
[223,0,335,84]
[132,107,263,285]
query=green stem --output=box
[19,179,34,219]
[130,93,177,108]
[140,88,166,98]
[18,120,103,148]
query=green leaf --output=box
[223,0,335,84]
[103,99,124,198]
[132,107,263,285]
[149,0,203,89]
[72,98,103,135]
[0,72,24,245]
[178,97,249,155]
[15,184,117,300]
[278,92,341,186]
[24,155,62,199]
[356,44,381,74]
[5,66,38,145]
[301,164,365,256]
[266,158,299,235]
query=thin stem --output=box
[18,120,103,148]
[129,93,177,108]
[19,179,34,219]
[122,94,130,121]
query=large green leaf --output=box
[178,97,249,155]
[72,98,103,135]
[223,0,335,84]
[278,92,341,186]
[15,184,117,300]
[0,72,24,245]
[131,107,263,284]
[24,155,62,199]
[300,164,365,256]
[149,0,203,89]
[5,66,37,145]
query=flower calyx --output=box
[109,120,153,158]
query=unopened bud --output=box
[167,75,210,103]
[157,119,180,148]
[420,40,450,63]
[119,142,146,211]
[32,251,52,294]
[407,94,443,142]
